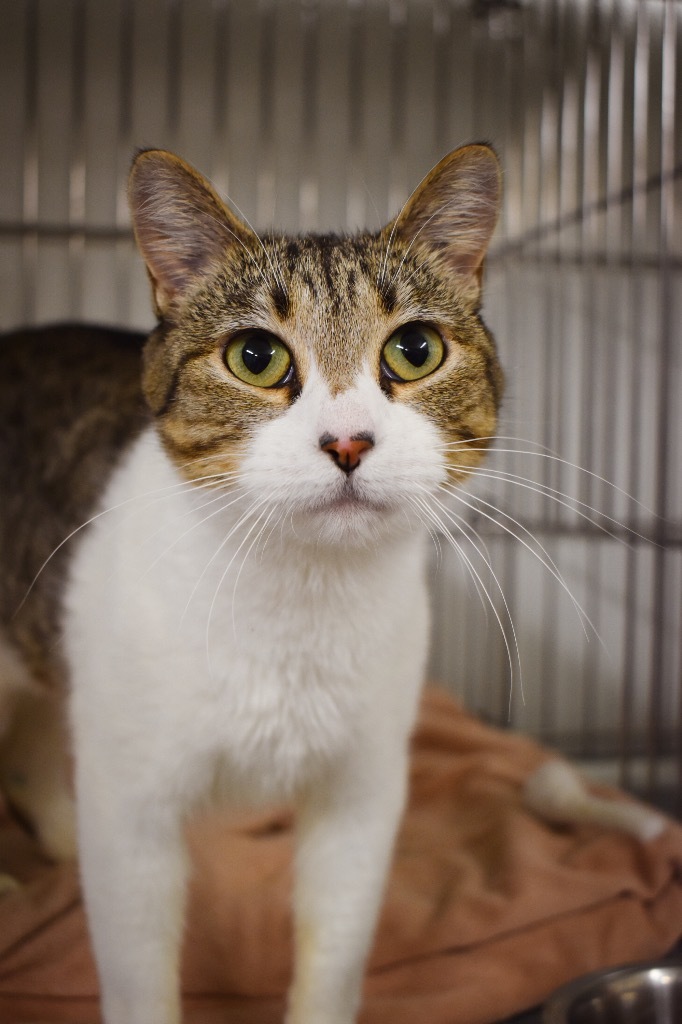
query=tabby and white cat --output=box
[0,145,503,1022]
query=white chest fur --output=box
[64,428,430,812]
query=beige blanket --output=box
[1,687,681,1024]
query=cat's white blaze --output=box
[240,364,446,525]
[65,371,436,1023]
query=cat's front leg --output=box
[288,744,408,1024]
[76,774,188,1024]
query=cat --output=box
[0,144,504,1023]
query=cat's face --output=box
[129,147,503,545]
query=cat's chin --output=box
[293,493,408,549]
[317,493,388,515]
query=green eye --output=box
[225,331,293,388]
[381,323,445,382]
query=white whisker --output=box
[218,187,288,297]
[439,437,658,520]
[411,491,522,713]
[378,201,407,290]
[179,494,267,626]
[118,482,243,574]
[440,481,599,645]
[230,504,279,636]
[395,251,442,293]
[255,506,287,564]
[452,464,651,546]
[377,166,451,290]
[134,487,252,587]
[13,469,237,616]
[386,194,475,294]
[205,502,275,674]
[407,494,486,617]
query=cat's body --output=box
[0,146,503,1023]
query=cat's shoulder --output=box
[0,323,153,672]
[0,321,149,435]
[0,321,146,373]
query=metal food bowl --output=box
[543,960,682,1023]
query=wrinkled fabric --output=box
[1,688,681,1024]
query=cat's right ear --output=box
[128,149,256,317]
[385,144,502,308]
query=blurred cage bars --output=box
[0,0,680,811]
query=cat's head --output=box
[128,145,502,547]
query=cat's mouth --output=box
[312,480,389,515]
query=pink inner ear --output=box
[395,146,501,286]
[128,150,252,313]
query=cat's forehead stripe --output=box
[270,282,290,320]
[269,234,388,394]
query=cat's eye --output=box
[225,330,293,388]
[381,324,444,382]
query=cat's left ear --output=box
[386,144,501,307]
[128,149,257,317]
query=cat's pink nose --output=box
[320,433,375,474]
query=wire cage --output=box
[0,0,680,813]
